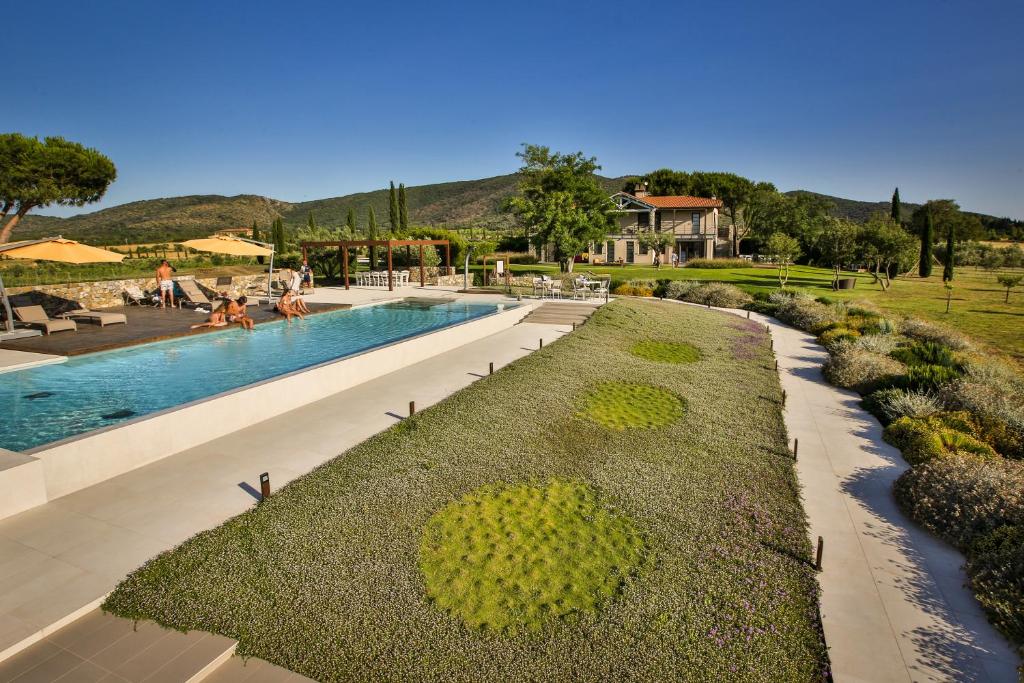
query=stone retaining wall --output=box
[7,274,268,311]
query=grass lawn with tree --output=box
[104,299,828,681]
[487,263,1024,364]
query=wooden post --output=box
[782,389,787,405]
[259,472,270,500]
[409,400,416,416]
[445,242,451,272]
[301,245,308,261]
[387,242,394,291]
[342,244,350,290]
[419,245,425,287]
[793,438,798,459]
[747,310,750,319]
[815,536,824,570]
[489,362,494,375]
[539,338,543,349]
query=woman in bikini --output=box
[276,291,304,323]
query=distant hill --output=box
[784,191,923,223]
[8,177,1017,245]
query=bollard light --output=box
[815,536,824,571]
[409,401,416,416]
[260,472,270,500]
[539,338,543,349]
[489,362,494,375]
[793,438,799,459]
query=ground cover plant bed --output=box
[630,339,701,364]
[104,299,828,681]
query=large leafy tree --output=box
[765,232,801,288]
[814,216,859,287]
[620,169,692,195]
[0,134,116,244]
[505,144,615,273]
[858,214,916,290]
[913,199,984,242]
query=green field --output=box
[489,263,1024,364]
[104,300,827,681]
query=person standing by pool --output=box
[155,260,176,308]
[299,259,313,290]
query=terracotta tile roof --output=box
[635,194,723,209]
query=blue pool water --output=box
[0,301,509,451]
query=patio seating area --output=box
[0,302,348,356]
[354,270,413,287]
[532,275,609,300]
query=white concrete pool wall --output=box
[3,301,534,517]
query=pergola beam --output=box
[299,239,451,291]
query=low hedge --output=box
[684,257,753,269]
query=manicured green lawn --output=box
[491,263,1024,364]
[105,299,827,681]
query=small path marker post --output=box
[815,536,824,571]
[489,362,494,375]
[260,472,270,500]
[409,401,416,416]
[793,438,798,459]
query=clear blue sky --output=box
[10,0,1023,219]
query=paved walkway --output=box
[0,314,569,677]
[0,349,63,375]
[735,307,1019,682]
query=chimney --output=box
[634,182,649,198]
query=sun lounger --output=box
[58,308,128,327]
[13,305,77,335]
[124,285,157,306]
[176,279,213,309]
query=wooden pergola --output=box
[299,239,451,291]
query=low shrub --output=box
[902,363,961,392]
[818,326,860,348]
[851,334,899,356]
[900,317,973,351]
[771,292,841,331]
[942,361,1024,459]
[895,455,1024,647]
[966,525,1024,646]
[684,257,753,269]
[873,388,943,422]
[822,346,906,394]
[744,300,779,317]
[662,281,752,308]
[663,280,701,300]
[890,340,958,368]
[613,283,654,297]
[884,413,996,465]
[894,453,1024,550]
[684,282,753,308]
[509,254,539,265]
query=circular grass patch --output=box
[630,339,701,364]
[579,381,685,430]
[419,479,647,633]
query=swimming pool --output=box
[0,300,508,452]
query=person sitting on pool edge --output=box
[224,296,254,330]
[286,268,311,314]
[190,300,229,329]
[276,290,304,323]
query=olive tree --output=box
[765,232,801,289]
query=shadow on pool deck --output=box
[0,303,350,356]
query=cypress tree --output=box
[251,219,260,243]
[891,187,902,224]
[346,208,357,233]
[271,217,286,254]
[919,210,933,277]
[388,181,399,233]
[307,211,317,231]
[943,224,955,281]
[367,206,378,268]
[398,183,409,232]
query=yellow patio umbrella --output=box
[180,235,273,257]
[179,234,277,301]
[0,236,125,334]
[0,237,126,264]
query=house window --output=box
[692,212,701,233]
[594,241,603,255]
[639,241,649,255]
[718,226,730,240]
[637,212,650,228]
[655,212,662,230]
[607,240,615,262]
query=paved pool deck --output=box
[723,304,1019,682]
[0,349,64,375]
[0,287,577,679]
